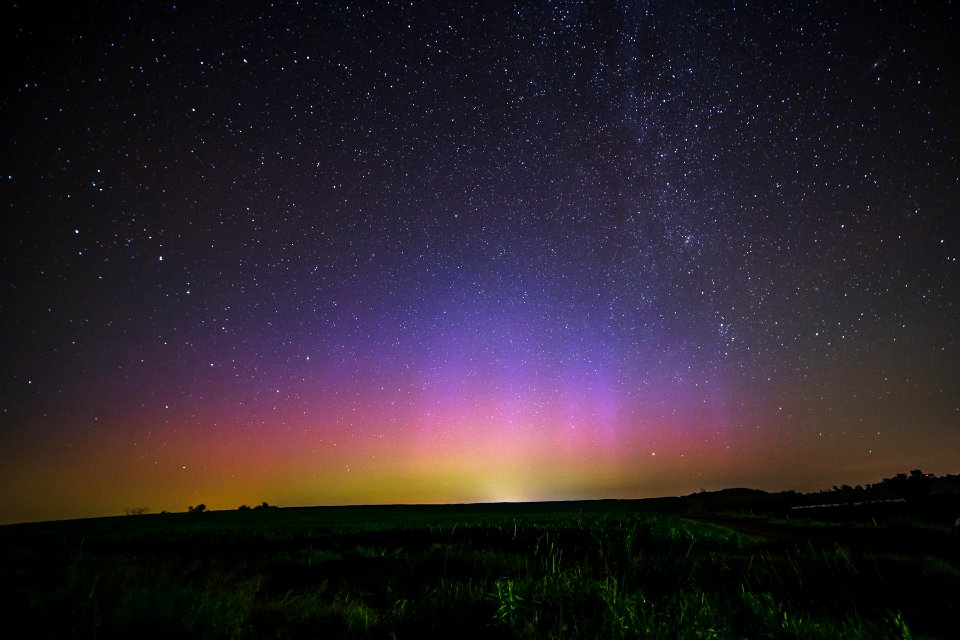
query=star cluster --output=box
[1,2,957,523]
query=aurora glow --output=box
[2,2,958,524]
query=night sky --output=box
[2,2,958,524]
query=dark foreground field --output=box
[2,500,958,639]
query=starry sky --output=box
[2,1,958,524]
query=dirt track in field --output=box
[686,517,831,543]
[686,516,959,557]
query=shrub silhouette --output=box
[187,504,207,513]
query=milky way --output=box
[2,2,958,523]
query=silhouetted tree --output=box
[238,504,251,511]
[906,469,930,501]
[188,503,207,513]
[124,506,150,516]
[884,473,910,499]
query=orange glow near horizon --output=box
[4,387,958,524]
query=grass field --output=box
[2,500,958,638]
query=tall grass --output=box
[1,506,955,638]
